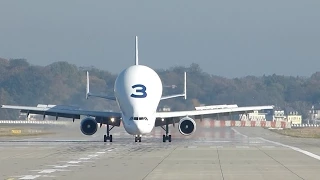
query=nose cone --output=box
[123,119,153,135]
[133,121,153,134]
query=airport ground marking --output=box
[18,175,41,180]
[13,148,106,180]
[235,146,249,148]
[96,151,106,154]
[259,137,320,161]
[231,127,248,138]
[47,164,80,168]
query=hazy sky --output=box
[0,0,319,78]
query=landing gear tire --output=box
[135,136,141,142]
[163,135,171,142]
[161,119,172,142]
[104,135,113,142]
[104,122,114,142]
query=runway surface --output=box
[1,121,320,180]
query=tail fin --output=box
[86,71,90,99]
[184,71,187,100]
[135,36,139,65]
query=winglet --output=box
[86,71,90,99]
[184,71,187,100]
[135,36,139,65]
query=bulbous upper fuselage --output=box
[114,65,162,135]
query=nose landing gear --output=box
[161,118,172,142]
[135,135,142,142]
[104,121,114,142]
[163,134,171,142]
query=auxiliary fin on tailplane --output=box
[85,71,116,101]
[160,72,187,100]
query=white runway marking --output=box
[38,169,57,174]
[31,169,69,174]
[259,137,320,161]
[67,161,81,164]
[236,146,249,148]
[231,128,248,138]
[195,140,231,143]
[96,151,106,154]
[261,146,275,148]
[19,175,41,179]
[88,154,99,157]
[48,164,80,168]
[13,149,105,179]
[21,138,42,141]
[210,146,223,148]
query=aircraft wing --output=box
[1,105,121,124]
[155,105,274,119]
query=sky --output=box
[0,0,319,78]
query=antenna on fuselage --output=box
[135,36,139,65]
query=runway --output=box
[1,121,320,180]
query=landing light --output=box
[161,118,164,121]
[110,117,115,122]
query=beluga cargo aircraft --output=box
[1,36,274,143]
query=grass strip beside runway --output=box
[270,127,320,138]
[0,126,55,137]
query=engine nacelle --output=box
[80,117,98,135]
[178,116,196,136]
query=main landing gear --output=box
[161,119,172,142]
[135,135,142,142]
[104,122,114,142]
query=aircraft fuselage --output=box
[114,65,162,135]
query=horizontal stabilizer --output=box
[161,72,187,100]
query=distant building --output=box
[273,110,286,121]
[239,110,267,121]
[287,114,302,125]
[309,105,320,120]
[278,107,303,125]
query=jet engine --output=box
[80,117,98,135]
[178,116,196,136]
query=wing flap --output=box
[1,105,121,119]
[156,105,274,118]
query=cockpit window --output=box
[130,117,148,120]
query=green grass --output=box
[270,127,320,138]
[0,127,55,137]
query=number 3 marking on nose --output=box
[131,84,147,98]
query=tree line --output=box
[0,58,319,120]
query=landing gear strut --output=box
[161,119,172,142]
[104,121,114,142]
[135,135,142,142]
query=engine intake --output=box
[178,117,196,136]
[80,117,98,135]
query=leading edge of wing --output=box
[1,105,121,118]
[155,105,274,118]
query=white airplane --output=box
[1,36,274,143]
